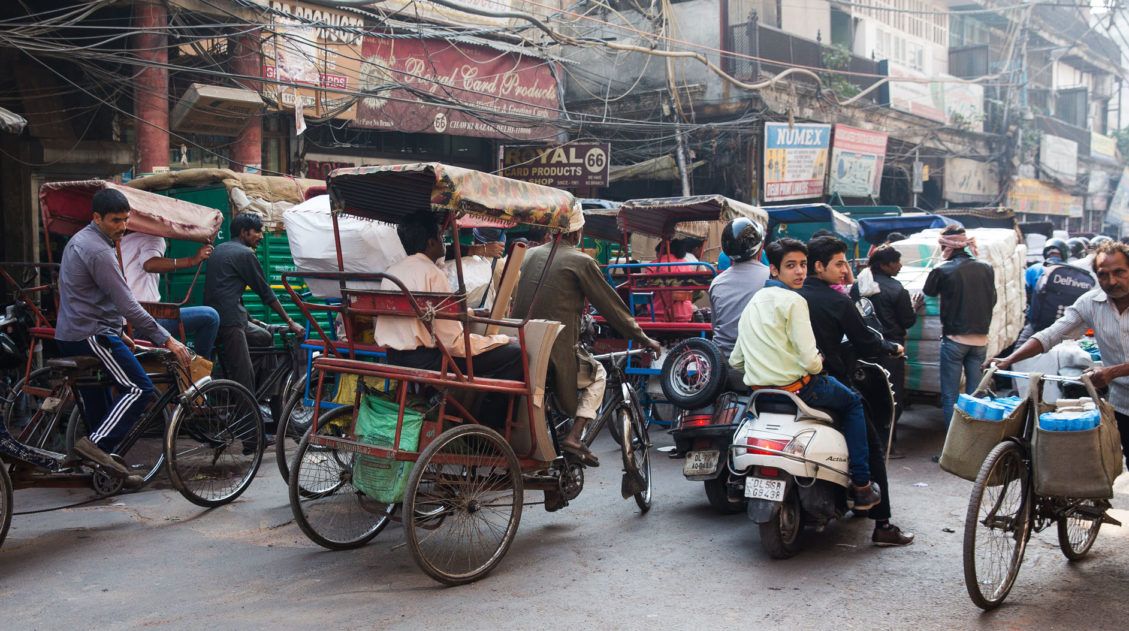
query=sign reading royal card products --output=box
[828,125,887,198]
[499,143,610,189]
[763,122,831,202]
[354,36,560,141]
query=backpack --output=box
[1030,264,1095,331]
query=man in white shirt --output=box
[120,232,220,359]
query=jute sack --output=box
[1033,374,1124,499]
[940,367,1030,481]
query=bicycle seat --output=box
[46,356,102,372]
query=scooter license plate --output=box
[683,450,720,476]
[744,477,786,502]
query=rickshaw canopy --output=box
[617,195,768,238]
[766,204,860,243]
[857,213,960,244]
[326,162,575,231]
[39,180,223,243]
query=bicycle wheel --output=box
[1057,499,1103,560]
[289,406,393,550]
[963,440,1032,610]
[66,406,166,485]
[165,379,263,508]
[3,367,68,451]
[0,463,12,550]
[620,405,652,512]
[275,375,319,483]
[404,424,523,586]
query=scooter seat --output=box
[753,392,837,424]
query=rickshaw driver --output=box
[993,240,1129,469]
[374,211,524,427]
[512,204,662,468]
[54,189,192,487]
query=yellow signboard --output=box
[1006,178,1083,218]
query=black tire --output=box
[66,406,166,486]
[704,476,746,514]
[758,486,804,559]
[274,374,314,484]
[3,367,69,452]
[660,338,727,410]
[0,463,12,550]
[963,440,1031,611]
[620,405,652,512]
[165,379,263,508]
[404,424,523,586]
[288,405,393,550]
[1057,499,1102,561]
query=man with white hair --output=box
[512,205,661,474]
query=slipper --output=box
[562,443,600,467]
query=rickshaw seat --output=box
[312,356,528,394]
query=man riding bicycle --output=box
[995,239,1129,469]
[54,189,191,487]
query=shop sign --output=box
[943,82,985,132]
[1040,134,1078,185]
[1007,177,1083,218]
[828,125,886,198]
[1091,132,1119,162]
[498,143,610,189]
[1087,169,1112,211]
[354,37,560,141]
[763,122,831,202]
[1107,168,1129,225]
[943,157,999,204]
[880,61,983,129]
[361,0,540,29]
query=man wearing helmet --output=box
[1026,238,1067,302]
[1071,235,1110,281]
[1066,237,1089,263]
[708,217,770,364]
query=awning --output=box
[857,214,960,244]
[39,180,223,242]
[765,204,860,242]
[609,155,707,182]
[618,195,768,238]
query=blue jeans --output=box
[940,337,988,428]
[56,335,156,453]
[158,306,219,360]
[797,374,871,486]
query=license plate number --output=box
[744,477,786,501]
[683,450,720,476]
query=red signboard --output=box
[354,37,561,141]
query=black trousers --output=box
[386,343,524,430]
[863,415,892,521]
[1112,412,1129,470]
[216,321,273,396]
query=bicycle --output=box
[213,322,305,425]
[6,348,264,507]
[963,370,1122,610]
[552,348,653,511]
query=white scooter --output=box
[730,358,895,558]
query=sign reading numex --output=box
[499,143,611,190]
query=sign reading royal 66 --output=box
[354,37,560,141]
[499,143,610,189]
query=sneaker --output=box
[873,523,915,547]
[74,437,144,488]
[850,481,882,511]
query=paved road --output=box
[3,406,1129,630]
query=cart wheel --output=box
[963,440,1032,610]
[1057,499,1103,560]
[165,379,263,508]
[67,406,166,486]
[619,405,652,512]
[404,424,523,586]
[3,367,68,451]
[0,463,12,550]
[288,406,393,550]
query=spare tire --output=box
[660,337,728,410]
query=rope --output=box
[13,493,114,516]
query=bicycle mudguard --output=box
[747,498,780,524]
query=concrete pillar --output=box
[229,31,263,173]
[134,1,169,174]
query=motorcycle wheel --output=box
[660,338,727,410]
[758,487,803,559]
[704,477,746,514]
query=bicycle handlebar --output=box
[993,369,1085,384]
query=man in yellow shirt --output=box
[730,238,880,511]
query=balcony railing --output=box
[724,21,882,102]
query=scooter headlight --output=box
[784,429,816,456]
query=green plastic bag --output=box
[352,394,424,504]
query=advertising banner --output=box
[1040,134,1079,185]
[1091,132,1119,162]
[499,143,610,189]
[763,122,831,202]
[1007,177,1083,217]
[354,37,560,141]
[1106,168,1129,225]
[880,61,984,129]
[828,125,887,198]
[943,157,1000,204]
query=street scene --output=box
[5,0,1129,628]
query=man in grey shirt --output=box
[204,212,302,415]
[709,218,769,361]
[54,189,190,484]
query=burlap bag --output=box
[940,367,1030,481]
[1032,374,1124,499]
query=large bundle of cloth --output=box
[891,228,1026,393]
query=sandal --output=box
[561,442,600,467]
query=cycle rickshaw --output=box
[282,163,652,586]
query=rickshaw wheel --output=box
[404,424,524,586]
[0,463,12,550]
[289,405,392,550]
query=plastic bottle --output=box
[1039,412,1063,431]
